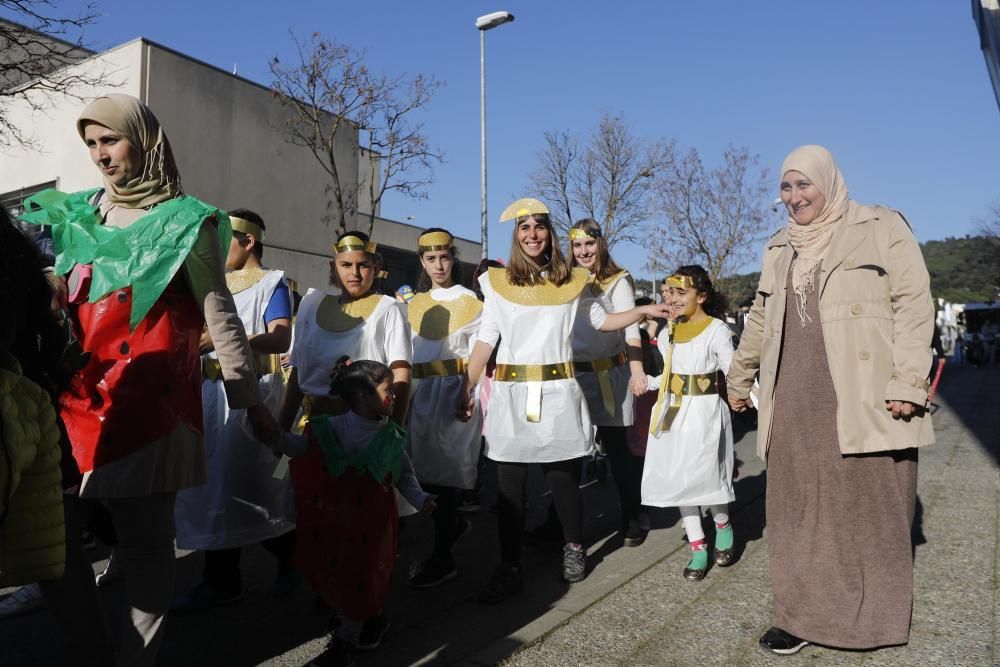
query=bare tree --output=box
[1,2,112,148]
[646,145,771,284]
[269,32,443,237]
[529,112,674,250]
[976,200,1000,247]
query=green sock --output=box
[715,524,734,551]
[687,548,708,571]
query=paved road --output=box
[2,364,996,665]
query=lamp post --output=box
[476,10,515,260]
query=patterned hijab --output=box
[781,144,849,325]
[76,94,182,209]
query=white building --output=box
[0,30,479,291]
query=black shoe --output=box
[169,583,242,615]
[622,520,644,547]
[714,547,736,567]
[408,557,458,589]
[309,635,356,666]
[562,543,586,583]
[523,514,564,550]
[477,564,524,604]
[759,627,809,655]
[356,613,390,651]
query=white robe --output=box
[407,285,483,489]
[477,270,607,463]
[641,318,735,508]
[572,273,640,427]
[175,269,294,550]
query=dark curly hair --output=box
[328,355,393,412]
[670,264,728,319]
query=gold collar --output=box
[487,267,590,306]
[225,267,268,295]
[407,292,483,340]
[316,293,384,333]
[589,270,629,295]
[671,316,715,343]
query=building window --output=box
[1,181,58,217]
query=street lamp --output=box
[476,10,515,259]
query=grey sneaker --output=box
[562,543,586,583]
[0,584,45,619]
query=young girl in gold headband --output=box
[405,228,483,589]
[640,265,736,581]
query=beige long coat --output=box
[728,201,936,460]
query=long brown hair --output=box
[505,214,572,287]
[566,218,628,284]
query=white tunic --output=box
[572,273,640,427]
[641,318,735,507]
[175,269,294,550]
[407,285,483,489]
[477,269,607,463]
[290,289,412,397]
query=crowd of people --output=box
[0,95,937,666]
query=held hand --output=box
[728,395,752,413]
[455,380,475,421]
[643,303,673,321]
[421,494,438,514]
[199,327,214,354]
[885,400,921,421]
[247,403,280,447]
[629,372,648,397]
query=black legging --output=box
[203,529,297,595]
[598,425,643,524]
[496,458,583,566]
[423,484,461,561]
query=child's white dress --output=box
[641,318,735,507]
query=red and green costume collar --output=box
[308,415,408,484]
[19,188,231,330]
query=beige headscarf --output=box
[76,94,182,209]
[781,144,849,325]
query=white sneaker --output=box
[0,583,46,618]
[95,550,123,587]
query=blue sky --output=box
[28,1,1000,276]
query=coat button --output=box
[120,341,130,355]
[859,350,870,361]
[850,303,863,315]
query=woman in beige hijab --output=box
[24,93,277,666]
[727,145,934,654]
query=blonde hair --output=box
[505,214,572,286]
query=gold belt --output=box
[202,354,282,382]
[650,370,720,436]
[575,351,628,417]
[494,361,575,423]
[412,358,468,379]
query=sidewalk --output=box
[1,365,995,665]
[505,364,999,666]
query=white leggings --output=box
[680,504,730,544]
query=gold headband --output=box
[568,228,599,241]
[418,230,454,251]
[230,216,264,241]
[334,235,377,255]
[663,275,694,289]
[499,197,550,223]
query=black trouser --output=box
[202,529,296,595]
[496,459,583,566]
[598,425,643,525]
[423,484,461,562]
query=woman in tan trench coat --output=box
[727,145,934,655]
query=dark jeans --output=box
[202,530,296,595]
[598,425,643,524]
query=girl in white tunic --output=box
[278,231,412,432]
[641,266,736,581]
[406,228,483,588]
[174,210,296,610]
[568,218,646,547]
[460,198,670,602]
